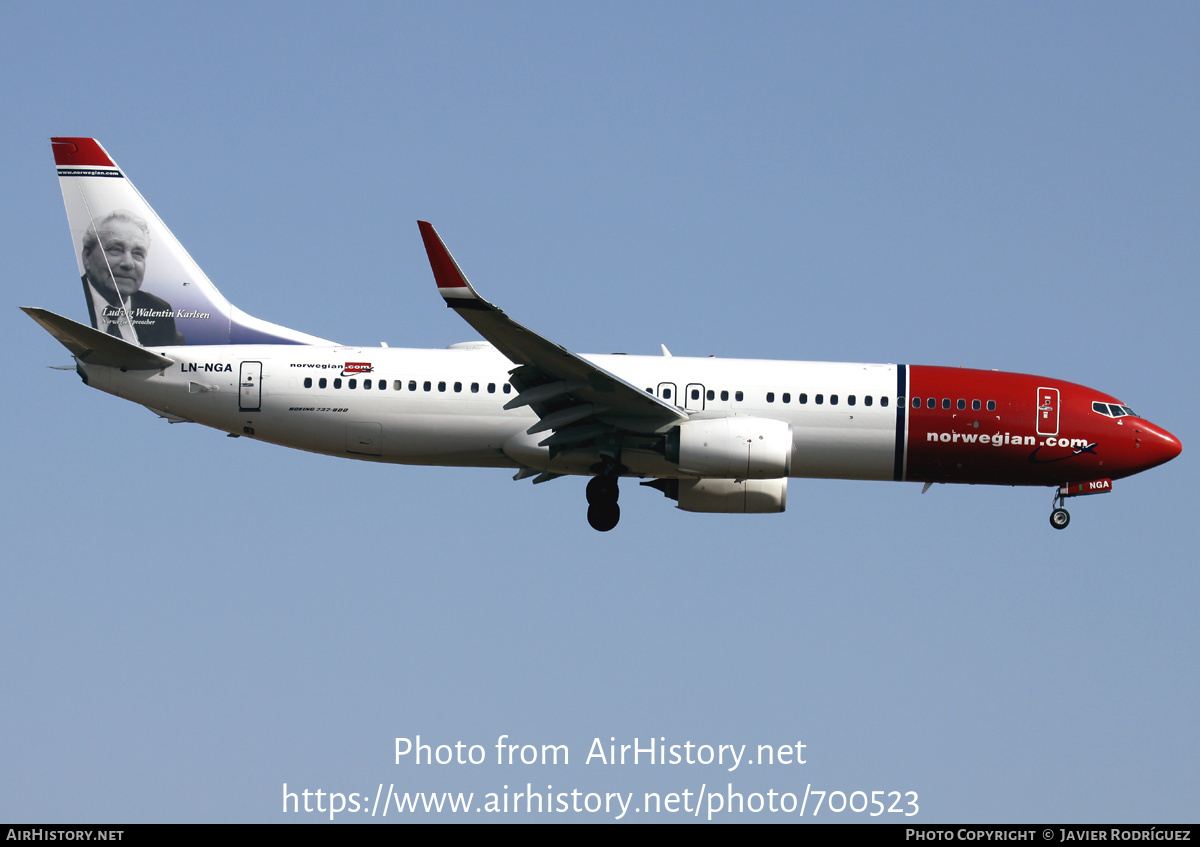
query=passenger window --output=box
[912,397,921,408]
[706,390,714,401]
[847,395,856,406]
[799,393,807,404]
[319,378,327,389]
[720,390,729,401]
[454,382,462,393]
[471,382,479,393]
[957,399,965,410]
[987,400,996,411]
[864,395,872,406]
[691,389,700,400]
[487,383,496,393]
[927,398,936,409]
[304,377,312,388]
[423,381,431,392]
[407,380,415,391]
[941,398,950,409]
[972,399,980,411]
[735,391,744,402]
[782,393,791,403]
[438,381,446,392]
[663,388,672,399]
[503,384,511,394]
[364,379,372,389]
[881,396,889,407]
[766,392,775,403]
[816,394,824,405]
[830,394,838,405]
[334,378,342,389]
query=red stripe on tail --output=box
[51,137,115,168]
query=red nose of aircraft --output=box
[1132,420,1182,473]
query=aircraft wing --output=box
[418,222,687,444]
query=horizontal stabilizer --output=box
[22,307,174,370]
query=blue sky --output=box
[2,1,1197,822]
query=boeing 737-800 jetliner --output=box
[25,138,1181,531]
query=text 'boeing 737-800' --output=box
[25,138,1181,531]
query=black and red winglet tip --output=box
[417,221,475,298]
[51,137,115,168]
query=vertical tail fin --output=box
[53,138,331,347]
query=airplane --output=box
[25,137,1181,532]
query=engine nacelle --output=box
[645,477,788,513]
[666,417,793,479]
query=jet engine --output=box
[665,417,793,479]
[643,477,789,513]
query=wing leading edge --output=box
[417,222,687,449]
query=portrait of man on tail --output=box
[81,209,185,346]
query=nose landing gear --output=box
[586,473,620,532]
[1049,478,1113,530]
[1049,488,1071,530]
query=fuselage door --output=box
[657,382,679,407]
[1036,386,1059,436]
[684,383,706,412]
[239,361,262,412]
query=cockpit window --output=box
[1093,401,1138,418]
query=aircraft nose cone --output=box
[1135,421,1182,471]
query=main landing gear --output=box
[586,474,620,532]
[1049,491,1070,530]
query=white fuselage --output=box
[84,343,901,482]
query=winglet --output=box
[417,221,486,306]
